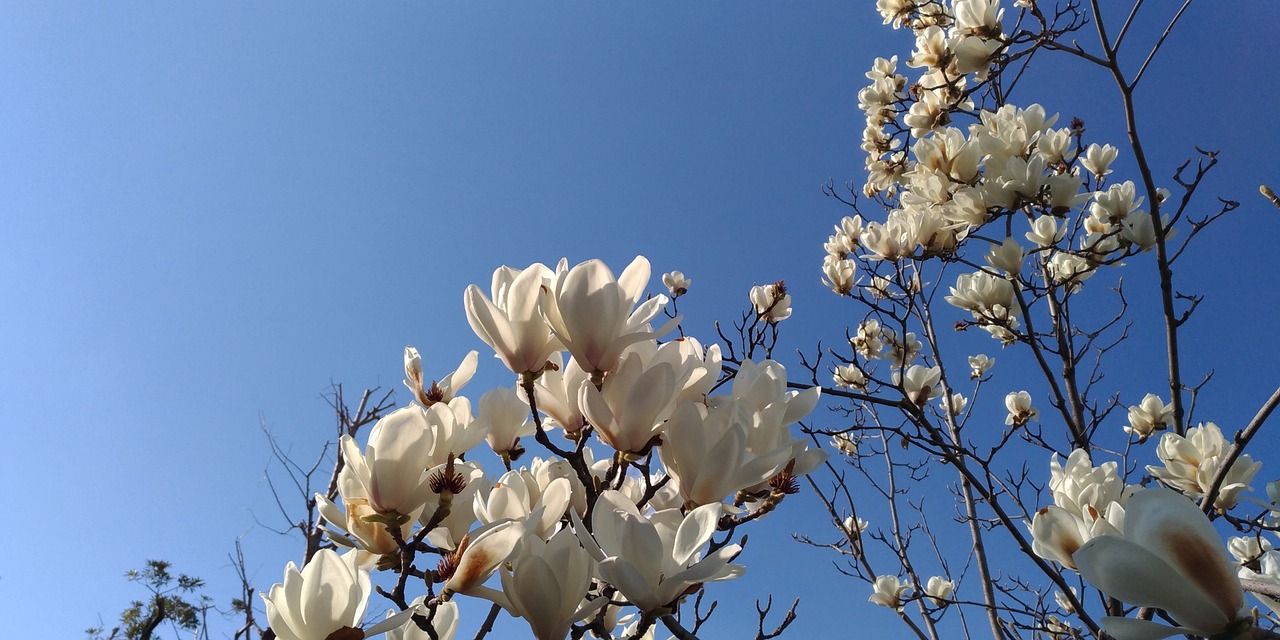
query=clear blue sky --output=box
[2,2,1278,638]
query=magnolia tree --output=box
[249,2,1280,640]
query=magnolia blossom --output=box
[853,319,886,360]
[577,491,745,613]
[1049,449,1129,521]
[1054,588,1077,614]
[1147,422,1262,509]
[832,364,867,390]
[822,255,858,295]
[896,365,941,406]
[940,392,967,416]
[579,352,679,454]
[525,352,590,436]
[659,399,792,508]
[986,238,1024,275]
[474,386,534,457]
[440,520,527,598]
[543,256,671,376]
[661,270,690,297]
[1075,488,1248,640]
[750,282,792,322]
[464,262,562,377]
[1124,393,1173,440]
[843,515,870,537]
[403,347,478,407]
[386,599,458,640]
[264,549,413,640]
[1080,143,1119,178]
[496,530,605,640]
[1004,390,1037,426]
[1032,450,1130,569]
[473,470,571,540]
[968,354,994,379]
[869,575,909,610]
[925,576,955,605]
[339,407,435,519]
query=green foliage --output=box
[86,560,211,640]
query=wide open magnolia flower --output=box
[1075,488,1248,640]
[1147,422,1262,509]
[464,262,562,377]
[264,549,414,640]
[576,490,744,614]
[542,256,671,376]
[497,529,607,640]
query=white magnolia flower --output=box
[832,364,867,390]
[1049,449,1129,521]
[1030,505,1094,569]
[579,352,679,455]
[968,354,994,379]
[264,549,413,640]
[661,270,691,297]
[726,359,824,467]
[896,365,942,406]
[419,460,489,551]
[441,520,527,598]
[925,576,955,605]
[1075,488,1248,640]
[339,406,436,519]
[659,399,792,508]
[1025,216,1065,248]
[1045,252,1094,292]
[1147,422,1262,509]
[473,470,571,540]
[986,238,1024,275]
[822,255,858,295]
[543,256,672,376]
[843,515,869,537]
[577,491,745,613]
[940,392,967,416]
[475,386,535,457]
[853,319,886,360]
[1055,588,1078,614]
[497,530,606,640]
[386,598,458,640]
[1080,143,1119,178]
[403,347,478,407]
[525,352,590,436]
[1124,393,1174,440]
[869,575,909,610]
[1004,390,1038,426]
[1228,535,1272,564]
[750,282,792,322]
[464,262,562,377]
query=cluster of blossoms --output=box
[263,257,825,640]
[1026,447,1265,639]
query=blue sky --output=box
[2,2,1278,638]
